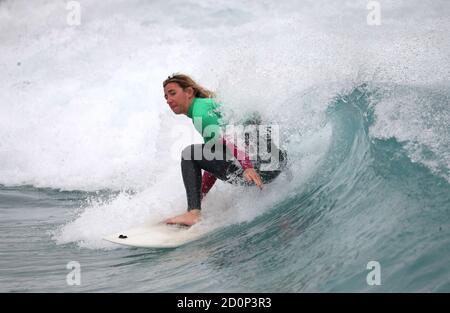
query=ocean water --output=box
[1,0,449,292]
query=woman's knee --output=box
[181,144,203,161]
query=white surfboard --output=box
[103,222,207,248]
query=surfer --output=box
[163,74,287,226]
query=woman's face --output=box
[164,82,193,115]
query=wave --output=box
[214,83,450,291]
[50,82,450,291]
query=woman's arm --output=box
[200,137,257,200]
[221,136,263,189]
[221,136,253,170]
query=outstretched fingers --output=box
[244,169,264,190]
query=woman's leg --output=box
[255,148,288,184]
[181,143,238,211]
[165,143,240,226]
[166,143,287,226]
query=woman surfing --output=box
[163,74,287,226]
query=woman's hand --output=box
[243,168,263,190]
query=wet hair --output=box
[163,73,215,98]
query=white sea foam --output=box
[1,0,449,248]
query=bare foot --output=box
[165,209,201,226]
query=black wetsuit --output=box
[181,97,288,211]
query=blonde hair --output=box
[163,73,215,98]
